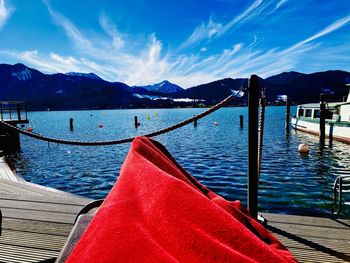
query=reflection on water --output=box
[7,106,350,217]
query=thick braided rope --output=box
[0,95,234,146]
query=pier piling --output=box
[319,94,326,143]
[285,99,290,133]
[240,115,244,128]
[194,119,197,127]
[248,75,259,219]
[134,116,140,128]
[69,118,74,131]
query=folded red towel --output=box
[67,136,296,263]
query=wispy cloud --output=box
[288,14,350,52]
[42,0,92,50]
[0,0,14,29]
[179,0,289,49]
[99,13,124,49]
[2,3,350,88]
[269,0,288,14]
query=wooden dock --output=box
[0,157,91,263]
[0,158,349,262]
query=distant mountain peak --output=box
[65,72,102,80]
[132,80,184,94]
[266,71,305,85]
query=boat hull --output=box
[291,117,350,144]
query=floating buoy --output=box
[298,143,309,153]
[214,121,219,126]
[27,126,33,132]
[146,115,151,120]
[98,123,103,128]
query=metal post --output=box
[285,99,290,133]
[240,115,244,128]
[248,74,259,219]
[17,104,21,121]
[320,94,326,143]
[0,103,3,121]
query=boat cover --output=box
[66,136,296,263]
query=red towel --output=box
[66,137,296,263]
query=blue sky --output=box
[0,0,349,88]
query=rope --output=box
[258,87,266,178]
[0,95,234,146]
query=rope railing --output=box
[0,95,235,146]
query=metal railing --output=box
[333,175,350,215]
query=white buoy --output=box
[298,143,309,153]
[214,121,219,126]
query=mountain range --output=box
[0,63,349,110]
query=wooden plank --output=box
[0,243,58,263]
[0,199,87,214]
[0,193,91,205]
[2,207,77,224]
[262,213,350,263]
[2,218,74,236]
[1,229,67,251]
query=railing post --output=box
[320,94,326,144]
[248,75,259,219]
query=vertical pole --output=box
[17,104,21,121]
[248,75,259,219]
[285,99,290,133]
[240,115,244,128]
[69,118,74,131]
[134,116,138,128]
[25,103,28,121]
[320,94,326,143]
[0,103,3,121]
[194,119,197,127]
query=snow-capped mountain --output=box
[132,80,184,95]
[9,63,34,81]
[65,72,102,80]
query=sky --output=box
[0,0,349,88]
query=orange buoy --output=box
[98,123,103,128]
[27,126,33,132]
[298,143,309,153]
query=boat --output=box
[291,84,350,144]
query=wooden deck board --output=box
[0,159,91,263]
[263,213,350,263]
[0,159,349,262]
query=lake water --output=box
[7,106,350,217]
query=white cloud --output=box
[99,13,124,49]
[288,14,350,52]
[0,0,14,29]
[43,0,92,50]
[2,4,350,88]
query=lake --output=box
[7,106,350,217]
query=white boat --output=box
[291,85,350,144]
